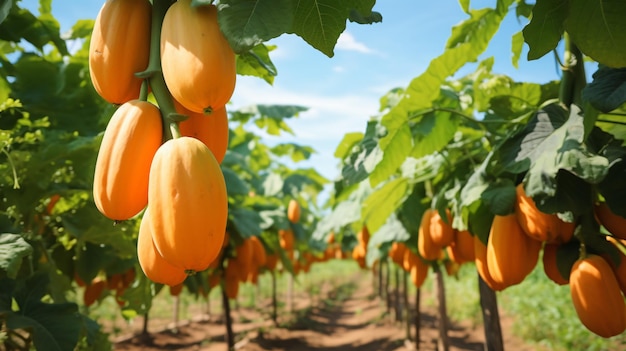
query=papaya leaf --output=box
[511,31,523,68]
[582,66,626,113]
[348,9,381,24]
[410,113,459,159]
[290,0,353,57]
[223,167,250,196]
[0,0,11,25]
[522,106,609,210]
[0,233,32,279]
[369,111,411,187]
[341,120,382,187]
[121,273,154,319]
[230,207,263,237]
[270,143,314,162]
[260,172,283,196]
[218,0,294,53]
[7,272,82,351]
[522,0,567,60]
[334,132,363,160]
[362,178,409,234]
[480,178,516,216]
[236,44,277,85]
[565,0,626,68]
[366,214,410,266]
[458,0,470,13]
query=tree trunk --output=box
[435,267,449,351]
[222,287,235,351]
[394,265,401,322]
[142,312,149,335]
[478,274,504,351]
[271,271,278,326]
[378,259,384,298]
[385,261,392,317]
[403,271,411,341]
[287,273,294,313]
[173,295,180,330]
[414,288,421,350]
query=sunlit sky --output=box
[23,0,567,188]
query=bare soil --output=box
[113,271,534,351]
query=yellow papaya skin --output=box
[137,209,187,287]
[148,137,228,272]
[93,100,162,220]
[175,101,229,164]
[160,1,236,114]
[89,0,151,104]
[570,255,626,338]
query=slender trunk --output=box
[403,271,411,341]
[142,312,149,335]
[378,259,384,298]
[414,288,421,350]
[222,287,235,351]
[287,273,294,313]
[272,271,278,326]
[394,265,401,322]
[478,274,504,351]
[385,261,392,317]
[435,266,449,351]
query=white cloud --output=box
[335,32,374,54]
[333,66,346,73]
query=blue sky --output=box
[24,0,566,186]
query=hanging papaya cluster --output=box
[89,0,235,286]
[351,226,370,268]
[468,183,626,338]
[75,267,136,307]
[388,242,429,288]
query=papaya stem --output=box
[2,147,20,189]
[559,33,586,107]
[139,80,149,101]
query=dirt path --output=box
[115,271,533,351]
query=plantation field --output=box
[84,261,622,351]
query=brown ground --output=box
[113,272,533,351]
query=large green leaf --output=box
[236,44,277,85]
[218,0,294,53]
[222,167,250,196]
[270,143,314,162]
[6,272,82,351]
[0,233,32,279]
[522,0,567,60]
[340,120,382,187]
[362,178,409,234]
[229,207,263,237]
[0,0,11,25]
[583,66,626,113]
[334,132,363,160]
[565,0,626,68]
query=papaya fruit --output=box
[389,242,407,265]
[279,229,295,251]
[249,236,267,268]
[418,209,441,261]
[161,0,236,114]
[595,202,626,240]
[265,254,278,271]
[409,252,429,288]
[487,214,542,289]
[358,226,370,246]
[83,279,106,307]
[474,235,506,291]
[169,283,184,297]
[542,244,569,285]
[148,137,228,272]
[235,239,253,282]
[429,209,454,247]
[175,100,229,164]
[224,259,240,299]
[570,255,626,337]
[515,184,568,243]
[93,100,162,220]
[287,199,301,223]
[89,0,151,104]
[137,209,187,286]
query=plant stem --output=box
[559,33,586,107]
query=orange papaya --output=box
[542,244,569,285]
[175,101,229,164]
[160,1,236,114]
[570,255,626,337]
[93,100,162,220]
[429,209,454,247]
[89,0,151,104]
[287,199,301,223]
[137,209,187,286]
[418,209,441,260]
[596,202,626,240]
[148,137,227,273]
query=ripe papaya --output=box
[515,184,568,243]
[137,209,187,286]
[430,209,454,247]
[89,0,151,104]
[389,242,407,265]
[93,100,162,220]
[358,226,370,246]
[224,259,240,299]
[161,0,236,114]
[570,255,626,337]
[84,279,106,307]
[250,236,267,268]
[418,209,441,261]
[287,199,301,223]
[169,283,184,297]
[453,229,475,263]
[474,235,506,291]
[279,229,295,251]
[409,252,429,288]
[265,254,279,271]
[542,244,569,285]
[148,137,228,272]
[487,214,542,289]
[235,239,253,282]
[595,202,626,240]
[175,100,229,164]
